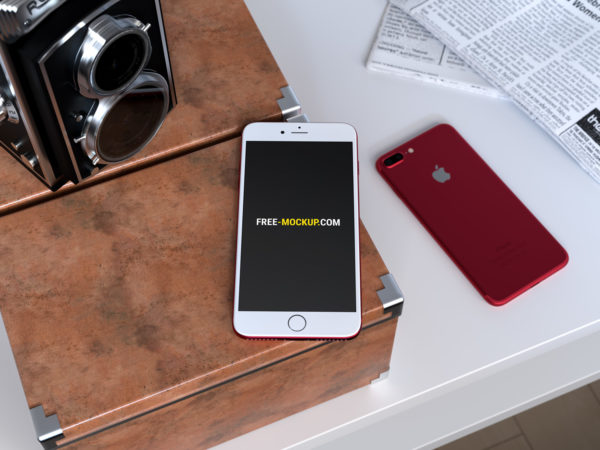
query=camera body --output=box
[0,0,176,190]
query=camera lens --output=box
[94,34,146,93]
[78,15,151,97]
[383,153,404,167]
[81,72,169,164]
[97,86,166,162]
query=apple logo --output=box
[432,165,451,183]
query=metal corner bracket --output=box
[278,86,309,123]
[377,273,404,318]
[30,405,64,449]
[370,370,390,385]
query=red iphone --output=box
[376,124,568,306]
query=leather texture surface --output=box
[69,319,398,449]
[0,137,393,444]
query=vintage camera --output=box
[0,0,176,190]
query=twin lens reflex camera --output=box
[0,0,176,190]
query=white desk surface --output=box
[2,1,600,449]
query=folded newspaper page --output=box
[392,0,600,183]
[368,3,501,97]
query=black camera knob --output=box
[20,151,39,170]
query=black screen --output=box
[238,141,357,312]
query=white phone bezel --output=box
[233,122,361,339]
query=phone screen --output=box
[238,140,357,312]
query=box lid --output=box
[0,136,395,446]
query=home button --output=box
[288,315,306,332]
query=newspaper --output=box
[392,0,600,184]
[368,4,501,97]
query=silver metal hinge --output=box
[377,274,404,317]
[371,370,390,385]
[278,86,309,123]
[30,405,63,449]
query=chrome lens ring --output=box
[77,15,152,98]
[81,71,169,165]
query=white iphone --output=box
[233,122,361,339]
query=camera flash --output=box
[408,148,415,154]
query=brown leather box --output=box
[0,0,403,448]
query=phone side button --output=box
[288,315,306,332]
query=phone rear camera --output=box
[383,153,404,167]
[281,131,285,134]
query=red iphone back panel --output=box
[376,124,568,306]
